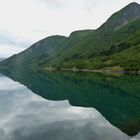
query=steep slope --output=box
[99,2,140,31]
[0,35,67,69]
[0,58,4,62]
[0,2,140,72]
[0,30,93,69]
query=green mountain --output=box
[0,2,140,72]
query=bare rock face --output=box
[114,2,140,30]
[102,2,140,32]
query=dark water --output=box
[0,69,140,140]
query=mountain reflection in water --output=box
[0,70,140,139]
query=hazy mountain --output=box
[0,58,5,62]
[0,2,140,72]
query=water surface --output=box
[0,70,140,140]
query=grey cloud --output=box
[131,133,140,140]
[0,75,135,140]
[0,31,31,57]
[0,32,30,48]
[1,120,129,140]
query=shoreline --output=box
[45,67,140,75]
[62,68,140,75]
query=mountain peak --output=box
[125,2,140,12]
[127,2,140,7]
[102,2,140,31]
[114,2,140,30]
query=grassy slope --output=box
[42,19,140,71]
[0,3,140,72]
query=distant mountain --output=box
[0,2,140,72]
[0,58,5,62]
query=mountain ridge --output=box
[96,2,140,35]
[0,2,140,72]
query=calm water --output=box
[0,70,140,140]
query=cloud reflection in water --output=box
[0,74,139,140]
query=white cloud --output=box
[0,75,129,140]
[0,45,25,58]
[0,0,139,58]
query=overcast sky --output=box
[0,0,140,58]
